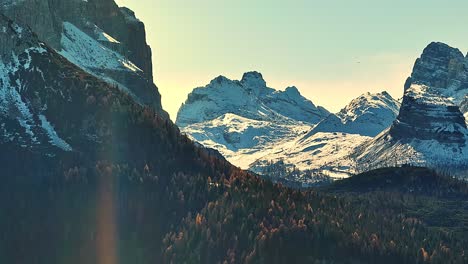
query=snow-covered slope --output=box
[249,132,370,179]
[182,113,311,169]
[58,21,143,100]
[182,113,370,181]
[310,91,400,137]
[354,42,468,176]
[176,72,329,127]
[59,22,141,74]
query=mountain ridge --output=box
[309,91,400,137]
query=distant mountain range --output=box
[177,42,468,180]
[176,72,401,181]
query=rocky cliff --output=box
[0,0,168,118]
[390,42,468,144]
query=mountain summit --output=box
[176,72,329,127]
[310,91,400,137]
[354,42,468,174]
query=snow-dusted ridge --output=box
[0,16,72,152]
[310,91,400,137]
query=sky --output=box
[115,0,468,120]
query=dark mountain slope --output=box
[164,167,468,264]
[325,167,468,198]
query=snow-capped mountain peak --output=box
[407,41,468,104]
[240,71,268,94]
[310,91,400,137]
[176,72,329,127]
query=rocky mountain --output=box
[0,0,168,118]
[310,91,400,137]
[176,71,329,127]
[0,11,176,157]
[354,42,468,176]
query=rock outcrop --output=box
[405,42,468,100]
[389,85,467,144]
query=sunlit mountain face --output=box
[0,1,467,263]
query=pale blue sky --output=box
[115,0,468,120]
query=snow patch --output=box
[39,114,72,151]
[0,51,37,142]
[59,22,141,73]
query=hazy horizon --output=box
[115,0,468,120]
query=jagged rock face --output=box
[405,42,468,103]
[354,42,468,174]
[0,13,38,58]
[310,91,400,137]
[0,0,152,76]
[176,71,329,127]
[391,42,468,144]
[389,85,467,144]
[0,0,61,47]
[0,0,168,118]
